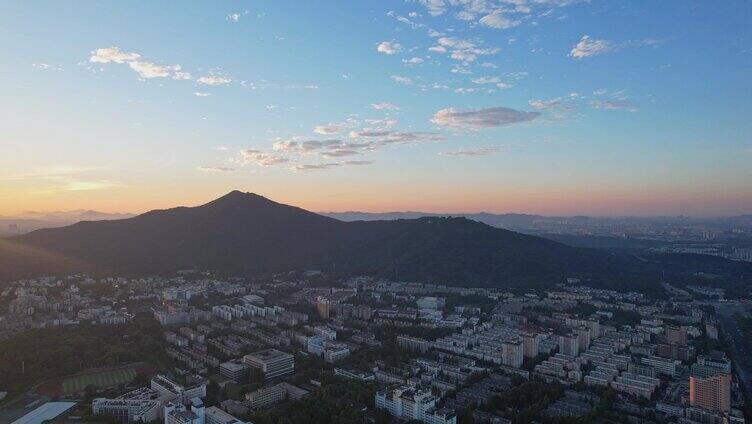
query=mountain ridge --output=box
[0,191,634,285]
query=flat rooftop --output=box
[11,402,77,424]
[246,348,293,362]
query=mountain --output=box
[0,191,643,285]
[0,210,135,236]
[321,211,752,230]
[320,211,547,229]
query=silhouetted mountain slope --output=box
[1,191,748,285]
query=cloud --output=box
[439,146,501,156]
[197,166,235,172]
[90,47,141,64]
[387,10,425,29]
[433,37,499,63]
[32,63,64,71]
[403,57,425,65]
[89,47,193,80]
[227,13,240,23]
[427,28,444,37]
[529,98,567,110]
[313,124,345,135]
[471,76,501,84]
[365,118,398,127]
[376,41,403,55]
[431,106,540,129]
[273,138,350,154]
[478,12,520,29]
[390,75,413,85]
[371,102,399,111]
[194,92,212,97]
[0,166,120,193]
[415,0,587,26]
[294,163,340,170]
[60,180,120,191]
[197,75,232,86]
[418,0,447,16]
[569,35,613,59]
[294,160,372,171]
[238,149,289,166]
[590,99,637,112]
[319,149,361,157]
[348,130,444,145]
[128,61,184,79]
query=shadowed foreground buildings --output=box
[376,385,457,424]
[92,375,247,424]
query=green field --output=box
[61,368,137,394]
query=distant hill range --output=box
[1,191,749,285]
[0,210,135,236]
[321,211,752,231]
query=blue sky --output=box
[1,0,750,216]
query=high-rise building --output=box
[502,340,524,368]
[315,296,330,319]
[522,333,540,359]
[559,334,579,357]
[689,373,731,413]
[243,349,294,380]
[665,326,687,346]
[573,326,591,353]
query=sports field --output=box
[61,368,136,395]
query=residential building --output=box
[689,373,731,413]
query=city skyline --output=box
[1,1,751,216]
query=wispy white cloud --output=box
[569,35,612,58]
[371,102,399,111]
[387,10,425,29]
[390,75,413,85]
[90,47,140,64]
[197,166,235,172]
[376,41,403,55]
[313,124,346,135]
[439,146,501,156]
[90,47,191,80]
[417,0,447,16]
[238,149,289,166]
[402,57,425,65]
[431,37,499,63]
[294,160,372,171]
[478,11,520,29]
[432,106,540,129]
[32,63,64,71]
[590,99,637,112]
[193,92,212,97]
[0,166,120,192]
[197,74,232,86]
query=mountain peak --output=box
[208,190,270,206]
